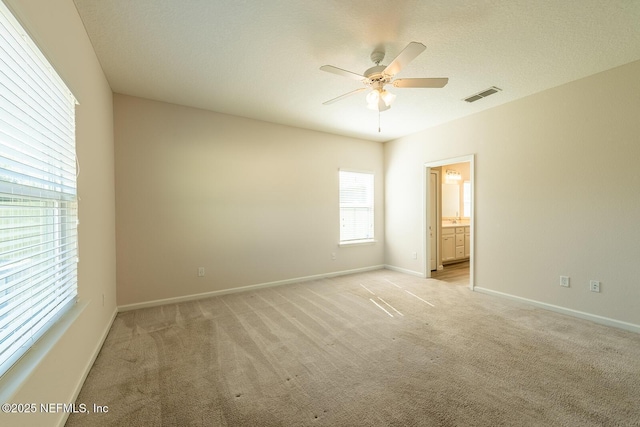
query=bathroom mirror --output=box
[442,183,459,218]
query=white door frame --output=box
[428,169,440,272]
[423,154,475,290]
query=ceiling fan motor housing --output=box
[364,65,391,89]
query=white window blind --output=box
[339,170,374,242]
[0,1,78,378]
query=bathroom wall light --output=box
[446,169,461,182]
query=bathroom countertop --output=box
[442,222,470,228]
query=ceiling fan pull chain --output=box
[378,110,381,133]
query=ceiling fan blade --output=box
[392,77,449,88]
[322,87,367,105]
[383,42,426,76]
[320,65,366,81]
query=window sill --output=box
[339,239,377,247]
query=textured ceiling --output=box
[73,0,640,142]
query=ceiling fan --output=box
[320,41,448,112]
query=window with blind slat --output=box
[0,0,78,378]
[339,170,374,243]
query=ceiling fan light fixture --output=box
[366,89,395,111]
[366,89,380,105]
[381,90,396,106]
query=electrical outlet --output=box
[331,252,336,260]
[560,276,570,287]
[412,252,417,259]
[198,267,205,277]
[589,280,600,293]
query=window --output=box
[463,180,471,217]
[0,1,78,378]
[339,170,374,243]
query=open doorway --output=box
[424,155,474,290]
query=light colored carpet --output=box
[66,270,640,426]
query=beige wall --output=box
[384,60,640,327]
[1,0,116,426]
[114,95,384,306]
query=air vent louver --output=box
[465,95,483,103]
[464,86,502,103]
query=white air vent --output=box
[464,86,502,103]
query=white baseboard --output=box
[474,286,640,334]
[118,265,386,312]
[384,264,424,277]
[59,305,118,427]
